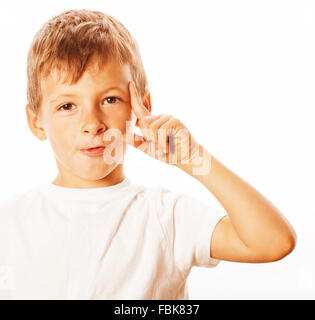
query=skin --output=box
[126,81,297,263]
[26,56,297,263]
[26,56,151,188]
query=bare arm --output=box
[176,145,297,263]
[126,80,296,263]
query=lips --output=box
[80,146,106,157]
[81,146,105,150]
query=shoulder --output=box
[145,184,214,215]
[138,184,182,211]
[124,180,177,204]
[138,182,223,216]
[0,186,40,218]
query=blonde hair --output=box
[26,8,149,116]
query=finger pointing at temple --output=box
[129,81,151,121]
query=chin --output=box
[55,149,125,182]
[75,163,118,181]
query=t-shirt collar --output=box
[38,176,132,201]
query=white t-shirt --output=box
[0,177,224,300]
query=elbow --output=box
[276,234,297,261]
[267,230,297,262]
[284,230,297,257]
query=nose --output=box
[81,111,106,136]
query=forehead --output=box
[41,58,132,97]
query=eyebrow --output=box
[49,86,125,104]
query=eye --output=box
[57,103,76,112]
[103,96,121,105]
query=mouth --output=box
[80,146,106,157]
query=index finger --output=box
[129,81,151,119]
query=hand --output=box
[126,81,201,166]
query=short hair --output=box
[26,8,149,116]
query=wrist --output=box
[174,144,213,177]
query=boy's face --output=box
[29,57,144,183]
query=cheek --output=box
[46,121,76,154]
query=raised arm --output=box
[126,81,296,263]
[176,146,297,263]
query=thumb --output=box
[126,132,145,149]
[126,133,154,155]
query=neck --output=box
[52,164,126,189]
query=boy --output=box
[0,9,296,300]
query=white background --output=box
[0,0,314,299]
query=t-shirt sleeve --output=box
[154,187,225,276]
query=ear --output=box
[25,104,47,141]
[135,91,152,127]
